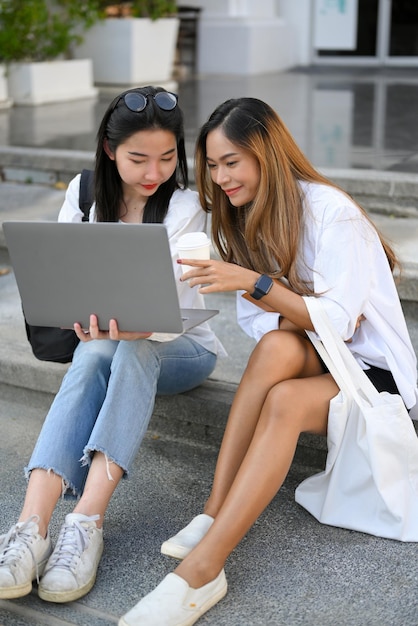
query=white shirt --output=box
[58,174,226,357]
[237,181,418,417]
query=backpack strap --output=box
[79,169,94,221]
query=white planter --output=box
[0,64,12,108]
[74,17,179,86]
[198,17,296,75]
[7,58,98,106]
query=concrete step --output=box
[1,145,418,216]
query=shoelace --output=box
[47,515,99,573]
[0,515,43,583]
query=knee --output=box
[116,338,156,361]
[72,340,116,373]
[247,330,308,371]
[262,380,304,430]
[110,339,159,374]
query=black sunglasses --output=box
[114,91,178,113]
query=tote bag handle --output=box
[303,297,382,408]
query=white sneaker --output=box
[0,515,52,599]
[161,514,214,560]
[119,569,227,626]
[38,513,103,603]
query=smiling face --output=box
[105,128,178,201]
[206,128,261,207]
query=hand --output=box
[345,314,366,343]
[178,258,259,294]
[74,314,153,342]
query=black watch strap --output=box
[250,274,274,300]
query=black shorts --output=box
[363,364,399,395]
[320,359,399,395]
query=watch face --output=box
[257,275,273,294]
[252,274,273,299]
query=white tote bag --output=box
[295,297,418,541]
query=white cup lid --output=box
[177,232,210,248]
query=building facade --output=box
[180,0,418,74]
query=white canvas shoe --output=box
[119,568,227,626]
[161,514,214,560]
[38,512,103,603]
[0,515,52,599]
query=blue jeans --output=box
[26,336,217,496]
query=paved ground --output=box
[1,384,418,626]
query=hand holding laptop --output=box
[74,314,153,342]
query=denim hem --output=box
[24,465,80,499]
[81,446,129,480]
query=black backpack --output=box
[24,169,94,363]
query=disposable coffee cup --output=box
[176,232,211,274]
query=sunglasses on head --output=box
[114,91,178,113]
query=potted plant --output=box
[0,0,102,105]
[73,1,180,86]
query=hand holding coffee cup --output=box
[176,232,211,274]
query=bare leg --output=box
[204,330,325,517]
[175,336,338,587]
[19,469,63,538]
[72,452,123,528]
[18,452,123,537]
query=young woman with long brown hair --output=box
[119,97,418,626]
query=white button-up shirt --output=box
[237,181,418,417]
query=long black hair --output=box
[94,85,188,223]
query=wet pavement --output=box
[1,66,418,173]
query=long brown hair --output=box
[195,97,398,294]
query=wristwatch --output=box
[250,274,274,300]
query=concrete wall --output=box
[178,0,302,74]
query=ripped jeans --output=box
[26,336,217,497]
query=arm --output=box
[179,198,377,340]
[179,259,314,330]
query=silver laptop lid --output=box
[3,221,218,333]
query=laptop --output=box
[3,221,218,333]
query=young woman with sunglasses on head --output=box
[119,97,418,625]
[0,86,225,604]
